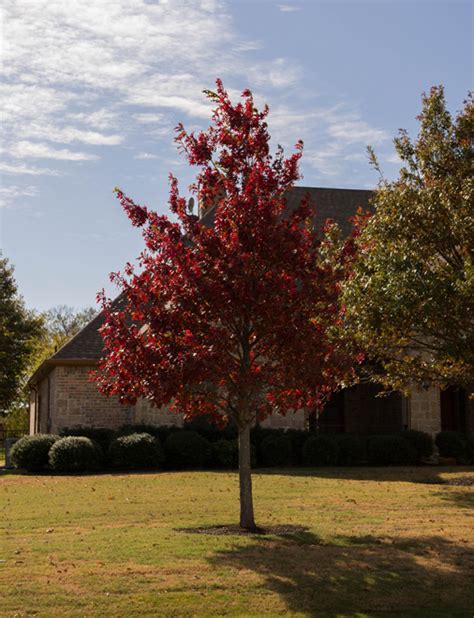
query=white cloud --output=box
[0,162,61,176]
[66,109,121,130]
[248,58,302,89]
[10,141,98,161]
[1,0,274,176]
[0,185,38,198]
[278,4,301,12]
[267,102,388,178]
[133,113,166,124]
[18,123,124,146]
[328,120,388,145]
[344,152,367,162]
[1,0,389,196]
[134,152,159,160]
[385,152,402,164]
[0,184,38,209]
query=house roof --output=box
[200,186,373,236]
[29,186,372,384]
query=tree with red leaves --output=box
[94,81,360,530]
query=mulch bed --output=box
[177,524,308,536]
[445,476,474,486]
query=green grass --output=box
[1,467,473,617]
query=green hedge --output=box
[400,430,433,460]
[48,437,103,473]
[60,427,115,455]
[303,435,339,466]
[165,430,212,469]
[212,439,239,468]
[367,435,418,466]
[10,434,60,472]
[12,424,466,474]
[259,434,293,467]
[109,433,164,470]
[336,435,368,466]
[435,431,471,462]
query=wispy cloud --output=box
[134,152,159,160]
[268,103,388,178]
[10,141,98,161]
[384,151,402,164]
[278,4,301,12]
[0,184,38,209]
[1,0,389,202]
[0,162,62,176]
[133,113,166,125]
[3,0,300,181]
[328,120,388,145]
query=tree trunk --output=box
[238,423,256,531]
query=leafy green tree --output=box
[0,255,43,416]
[27,305,97,374]
[344,86,473,392]
[2,295,96,431]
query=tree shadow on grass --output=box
[435,489,474,510]
[208,530,474,617]
[253,466,474,486]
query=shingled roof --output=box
[200,186,373,237]
[29,186,372,383]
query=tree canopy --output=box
[94,81,361,529]
[0,255,43,415]
[344,86,473,392]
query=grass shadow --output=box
[209,531,474,616]
[254,465,474,486]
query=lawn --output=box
[1,467,473,617]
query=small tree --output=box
[94,81,360,530]
[344,86,473,392]
[0,254,43,416]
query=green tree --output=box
[0,255,43,416]
[344,86,473,392]
[27,305,97,375]
[3,297,96,432]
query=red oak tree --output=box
[94,81,361,530]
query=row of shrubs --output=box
[10,422,474,474]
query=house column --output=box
[408,384,441,436]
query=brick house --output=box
[28,187,473,436]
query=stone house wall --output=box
[261,408,306,430]
[34,365,133,433]
[32,364,472,437]
[134,398,183,427]
[31,364,308,434]
[408,384,442,436]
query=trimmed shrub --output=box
[284,429,308,466]
[336,435,368,466]
[464,435,474,464]
[165,431,212,469]
[435,431,466,460]
[303,435,339,466]
[109,432,164,470]
[400,430,433,460]
[260,434,293,467]
[48,437,102,473]
[212,439,239,468]
[60,427,115,454]
[117,424,161,438]
[117,424,181,446]
[10,434,60,472]
[251,426,281,447]
[367,435,417,465]
[184,415,238,442]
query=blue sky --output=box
[1,0,472,311]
